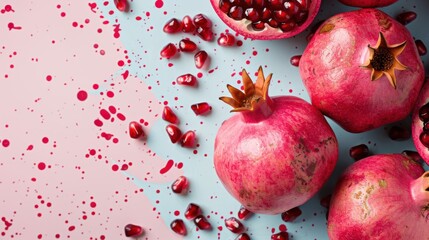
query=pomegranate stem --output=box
[410,171,429,208]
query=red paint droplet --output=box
[68,226,75,231]
[117,113,126,121]
[46,75,52,81]
[155,0,164,8]
[100,109,111,120]
[42,137,49,144]
[106,91,114,98]
[160,159,174,174]
[112,164,119,171]
[38,162,46,170]
[90,202,97,208]
[94,119,103,127]
[2,139,10,147]
[77,90,88,101]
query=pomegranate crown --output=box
[362,32,407,89]
[219,66,272,112]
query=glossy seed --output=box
[281,207,302,222]
[170,219,187,236]
[396,11,417,25]
[124,224,144,237]
[171,176,189,194]
[349,144,370,161]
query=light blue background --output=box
[99,0,429,239]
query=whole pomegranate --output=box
[412,78,429,165]
[214,67,338,214]
[210,0,321,40]
[338,0,398,8]
[299,8,424,133]
[328,154,429,239]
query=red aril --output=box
[179,39,197,52]
[237,206,253,220]
[163,18,182,33]
[225,217,244,233]
[129,121,144,139]
[411,78,429,165]
[160,43,177,58]
[235,233,251,240]
[194,215,211,230]
[217,33,235,46]
[290,55,301,67]
[280,207,302,222]
[191,102,211,115]
[388,125,410,141]
[184,203,201,220]
[349,144,370,161]
[396,11,417,25]
[170,219,187,236]
[180,131,196,148]
[162,106,179,124]
[328,154,429,239]
[176,73,197,87]
[182,15,196,33]
[211,0,321,39]
[114,0,128,12]
[193,14,212,29]
[320,194,332,209]
[171,175,189,194]
[415,39,427,56]
[194,50,209,69]
[271,231,289,240]
[124,224,143,237]
[197,27,214,41]
[166,124,182,143]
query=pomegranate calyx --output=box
[410,171,429,210]
[362,32,407,89]
[220,66,272,113]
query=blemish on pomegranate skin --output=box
[159,159,174,174]
[77,90,88,101]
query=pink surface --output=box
[0,1,182,239]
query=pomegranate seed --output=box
[193,14,212,29]
[180,130,196,148]
[191,102,211,115]
[261,8,272,21]
[163,18,182,33]
[182,15,196,33]
[160,43,177,58]
[245,8,260,22]
[290,55,301,67]
[171,175,189,194]
[196,27,214,41]
[170,219,187,236]
[114,0,128,12]
[194,51,209,69]
[396,11,417,25]
[388,126,411,141]
[271,231,289,240]
[419,132,429,148]
[268,0,285,10]
[176,73,197,86]
[219,0,232,13]
[402,150,423,165]
[129,121,144,139]
[252,21,266,31]
[419,103,429,122]
[281,207,302,222]
[320,194,332,209]
[273,10,290,23]
[217,33,236,47]
[124,224,143,237]
[228,6,244,20]
[349,144,370,161]
[415,39,427,56]
[194,215,211,230]
[179,39,197,52]
[225,217,245,233]
[235,233,251,240]
[238,206,253,220]
[162,106,179,124]
[280,21,296,32]
[184,203,201,220]
[166,124,182,143]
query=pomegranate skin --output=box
[214,96,338,214]
[411,78,429,165]
[299,8,424,133]
[338,0,398,8]
[209,0,321,40]
[327,154,429,239]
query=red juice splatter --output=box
[94,119,103,127]
[1,139,10,147]
[117,113,126,121]
[88,2,97,12]
[100,109,111,120]
[77,90,88,101]
[42,137,49,144]
[155,0,164,8]
[159,159,174,174]
[38,162,46,170]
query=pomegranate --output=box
[412,78,429,165]
[299,8,425,133]
[210,0,321,40]
[214,67,338,214]
[327,154,429,239]
[338,0,397,8]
